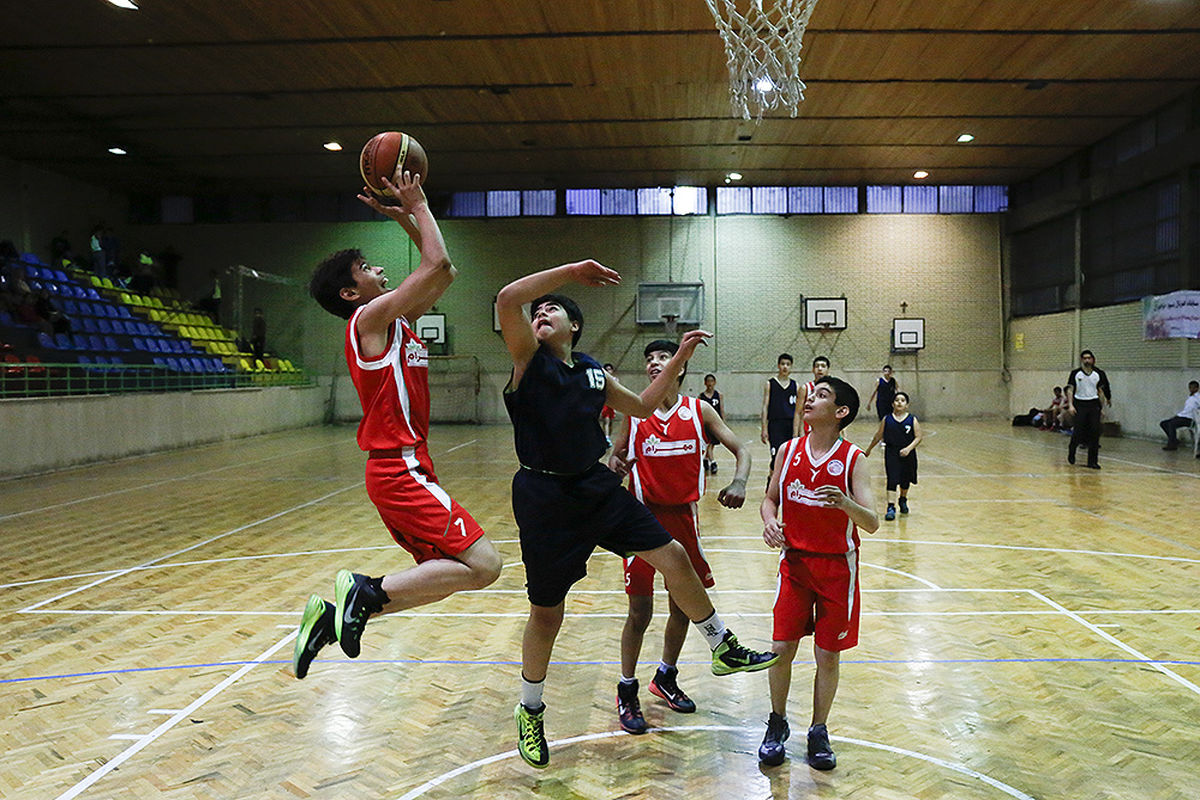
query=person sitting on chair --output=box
[1160,380,1200,452]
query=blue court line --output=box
[4,656,1199,685]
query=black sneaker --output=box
[807,723,836,770]
[1067,449,1076,465]
[884,505,896,521]
[711,631,779,675]
[616,680,648,734]
[1086,462,1101,470]
[758,712,789,766]
[515,703,550,768]
[649,666,696,713]
[333,569,385,658]
[898,497,909,515]
[710,461,718,475]
[292,594,335,679]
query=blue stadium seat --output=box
[54,333,74,350]
[85,288,101,300]
[37,331,57,350]
[53,270,69,282]
[117,306,133,319]
[97,318,114,334]
[103,335,121,352]
[72,333,91,350]
[77,354,92,365]
[88,334,105,351]
[29,279,44,292]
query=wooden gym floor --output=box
[2,419,1197,800]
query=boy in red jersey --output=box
[607,340,752,733]
[292,171,502,679]
[759,376,879,770]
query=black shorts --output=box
[884,448,918,491]
[512,463,673,607]
[767,419,793,457]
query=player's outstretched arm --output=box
[701,401,749,508]
[863,418,885,457]
[607,414,634,476]
[760,382,771,444]
[605,330,711,418]
[496,260,620,380]
[355,172,455,330]
[760,454,786,548]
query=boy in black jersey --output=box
[496,259,778,769]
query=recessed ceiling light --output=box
[323,141,343,152]
[104,0,139,9]
[726,172,743,181]
[913,170,929,179]
[107,147,127,156]
[956,133,975,143]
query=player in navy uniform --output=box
[761,354,798,484]
[698,373,723,473]
[864,391,922,520]
[496,259,778,769]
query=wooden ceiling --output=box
[2,0,1198,194]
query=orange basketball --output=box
[359,131,429,197]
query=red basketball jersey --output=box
[627,395,707,505]
[346,306,431,452]
[777,435,862,553]
[800,380,816,436]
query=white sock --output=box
[659,661,675,673]
[619,675,636,685]
[694,611,727,650]
[521,675,545,710]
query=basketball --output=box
[359,131,429,198]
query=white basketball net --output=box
[704,0,820,120]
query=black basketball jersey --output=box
[883,412,916,449]
[767,378,797,420]
[504,345,608,474]
[698,389,722,416]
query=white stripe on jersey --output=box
[349,308,416,440]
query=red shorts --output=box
[601,405,616,420]
[623,502,714,596]
[364,450,485,564]
[772,548,860,651]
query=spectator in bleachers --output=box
[101,227,120,273]
[1160,380,1200,452]
[50,230,72,264]
[89,225,106,277]
[34,289,70,335]
[250,307,267,359]
[196,269,222,320]
[131,251,156,293]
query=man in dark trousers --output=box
[1065,349,1111,469]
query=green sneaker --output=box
[711,630,779,676]
[333,569,385,658]
[514,703,550,768]
[292,594,335,679]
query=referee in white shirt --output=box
[1160,380,1200,452]
[1065,349,1111,469]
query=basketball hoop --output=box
[703,0,821,120]
[662,314,680,337]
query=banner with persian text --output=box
[1143,291,1200,340]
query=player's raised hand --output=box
[717,477,746,508]
[763,517,786,548]
[569,260,621,287]
[676,329,712,360]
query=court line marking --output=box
[0,439,344,522]
[10,653,1200,687]
[393,725,1036,800]
[1025,589,1200,699]
[53,630,295,800]
[442,438,479,453]
[18,483,361,613]
[8,533,1197,593]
